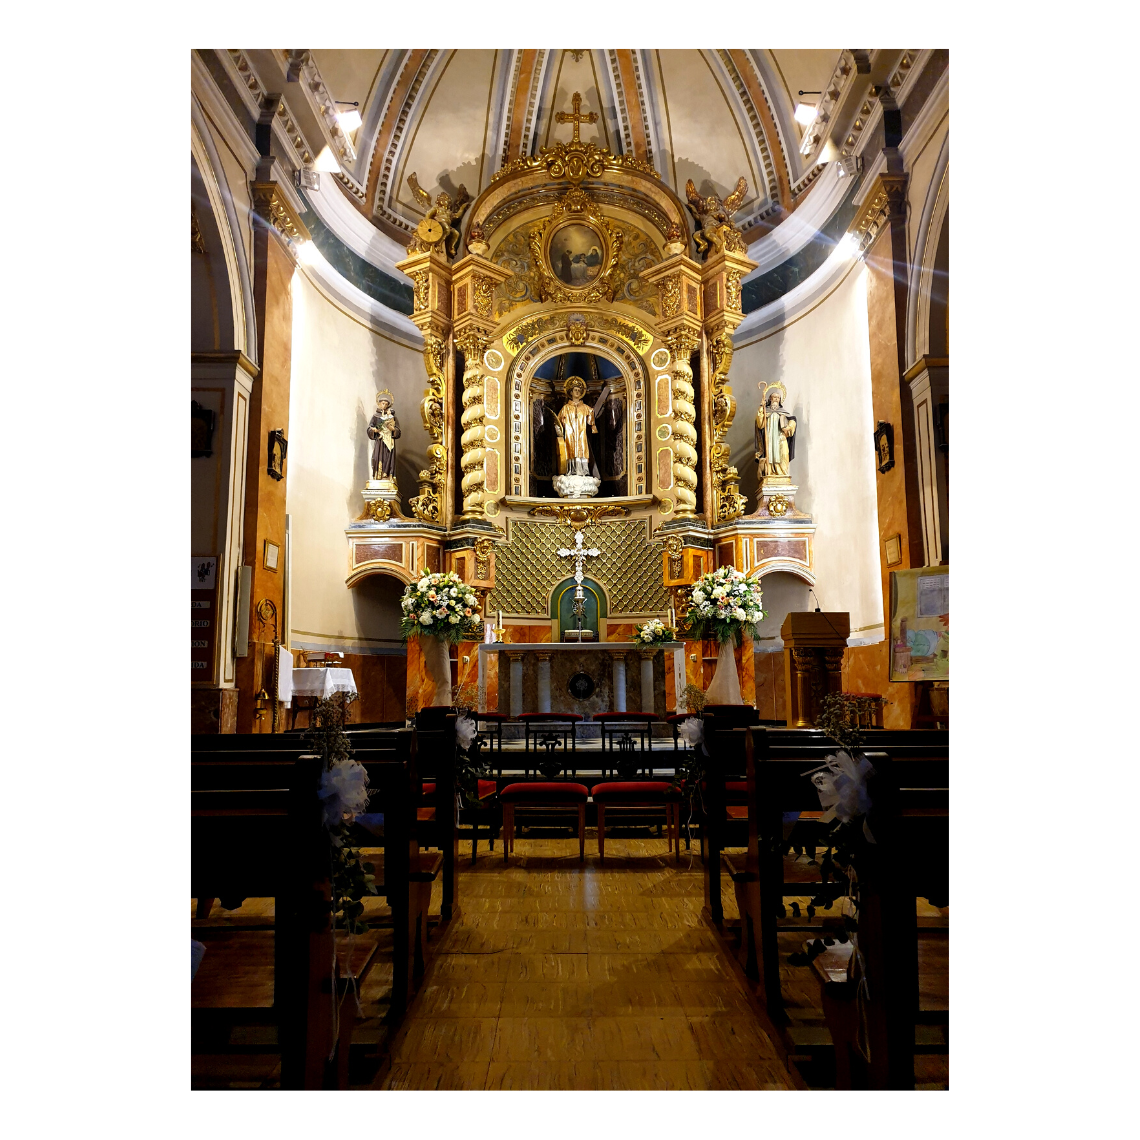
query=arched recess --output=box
[548,574,609,640]
[505,321,652,499]
[191,99,258,363]
[346,562,416,589]
[349,569,409,646]
[907,136,949,366]
[192,157,237,352]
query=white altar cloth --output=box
[287,667,358,704]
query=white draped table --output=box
[286,666,358,705]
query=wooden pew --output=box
[726,727,947,1086]
[192,731,439,1020]
[191,753,346,1088]
[411,709,460,923]
[700,708,759,925]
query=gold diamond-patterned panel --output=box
[488,518,669,616]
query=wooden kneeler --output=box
[498,782,589,862]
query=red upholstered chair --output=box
[422,779,500,864]
[591,781,681,863]
[498,782,590,862]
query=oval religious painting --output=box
[549,223,605,287]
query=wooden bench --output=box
[191,754,348,1088]
[725,726,948,1086]
[192,731,441,1021]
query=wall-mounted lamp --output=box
[334,100,362,132]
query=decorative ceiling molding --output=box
[719,49,790,216]
[283,50,357,165]
[607,50,652,165]
[366,49,440,236]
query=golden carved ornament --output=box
[659,274,681,318]
[366,498,392,522]
[725,270,743,313]
[407,172,471,260]
[767,494,790,517]
[251,183,311,245]
[491,94,660,185]
[528,503,630,532]
[472,536,495,579]
[662,534,684,578]
[567,315,588,345]
[472,274,494,317]
[684,177,748,260]
[410,269,431,312]
[409,443,446,522]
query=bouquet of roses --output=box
[684,566,765,645]
[634,618,676,645]
[399,570,483,643]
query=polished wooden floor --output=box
[375,834,794,1090]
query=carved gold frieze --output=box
[250,182,311,245]
[502,311,653,357]
[709,326,746,523]
[491,138,660,186]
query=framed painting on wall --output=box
[889,565,949,682]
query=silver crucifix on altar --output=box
[557,529,600,642]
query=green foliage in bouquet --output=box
[683,566,766,646]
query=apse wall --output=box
[727,263,884,644]
[286,270,425,653]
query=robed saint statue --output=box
[367,390,401,482]
[554,376,597,476]
[755,387,797,479]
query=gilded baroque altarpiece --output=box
[345,102,816,642]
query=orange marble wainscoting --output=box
[842,643,917,729]
[482,649,499,712]
[606,622,636,642]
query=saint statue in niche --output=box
[367,390,401,485]
[755,386,797,480]
[555,376,597,476]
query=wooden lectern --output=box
[781,612,851,728]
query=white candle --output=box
[669,607,676,629]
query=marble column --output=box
[613,652,628,713]
[640,650,656,714]
[508,652,524,718]
[536,651,552,713]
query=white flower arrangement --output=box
[634,617,676,645]
[400,570,483,644]
[683,565,765,644]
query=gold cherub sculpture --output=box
[685,176,748,259]
[408,172,471,259]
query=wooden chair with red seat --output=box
[498,781,590,862]
[591,780,681,862]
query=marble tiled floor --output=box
[377,835,795,1091]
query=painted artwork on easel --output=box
[889,566,949,682]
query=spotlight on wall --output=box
[335,100,362,132]
[834,233,859,260]
[794,102,818,127]
[313,145,340,173]
[837,154,861,179]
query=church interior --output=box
[190,45,950,1093]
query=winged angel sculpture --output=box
[685,177,748,258]
[407,172,471,259]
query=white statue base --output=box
[553,474,601,498]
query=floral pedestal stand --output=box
[704,639,743,705]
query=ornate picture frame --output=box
[267,429,288,481]
[874,420,895,474]
[529,188,623,304]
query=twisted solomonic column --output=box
[456,330,490,519]
[668,329,701,517]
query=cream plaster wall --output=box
[656,50,762,211]
[395,49,498,209]
[538,53,611,152]
[286,271,427,646]
[728,264,884,641]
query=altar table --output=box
[477,642,682,718]
[287,666,358,702]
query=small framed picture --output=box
[874,420,895,474]
[885,534,902,567]
[263,540,280,572]
[267,429,288,481]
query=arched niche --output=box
[191,157,238,353]
[349,569,408,645]
[549,575,609,641]
[504,320,654,501]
